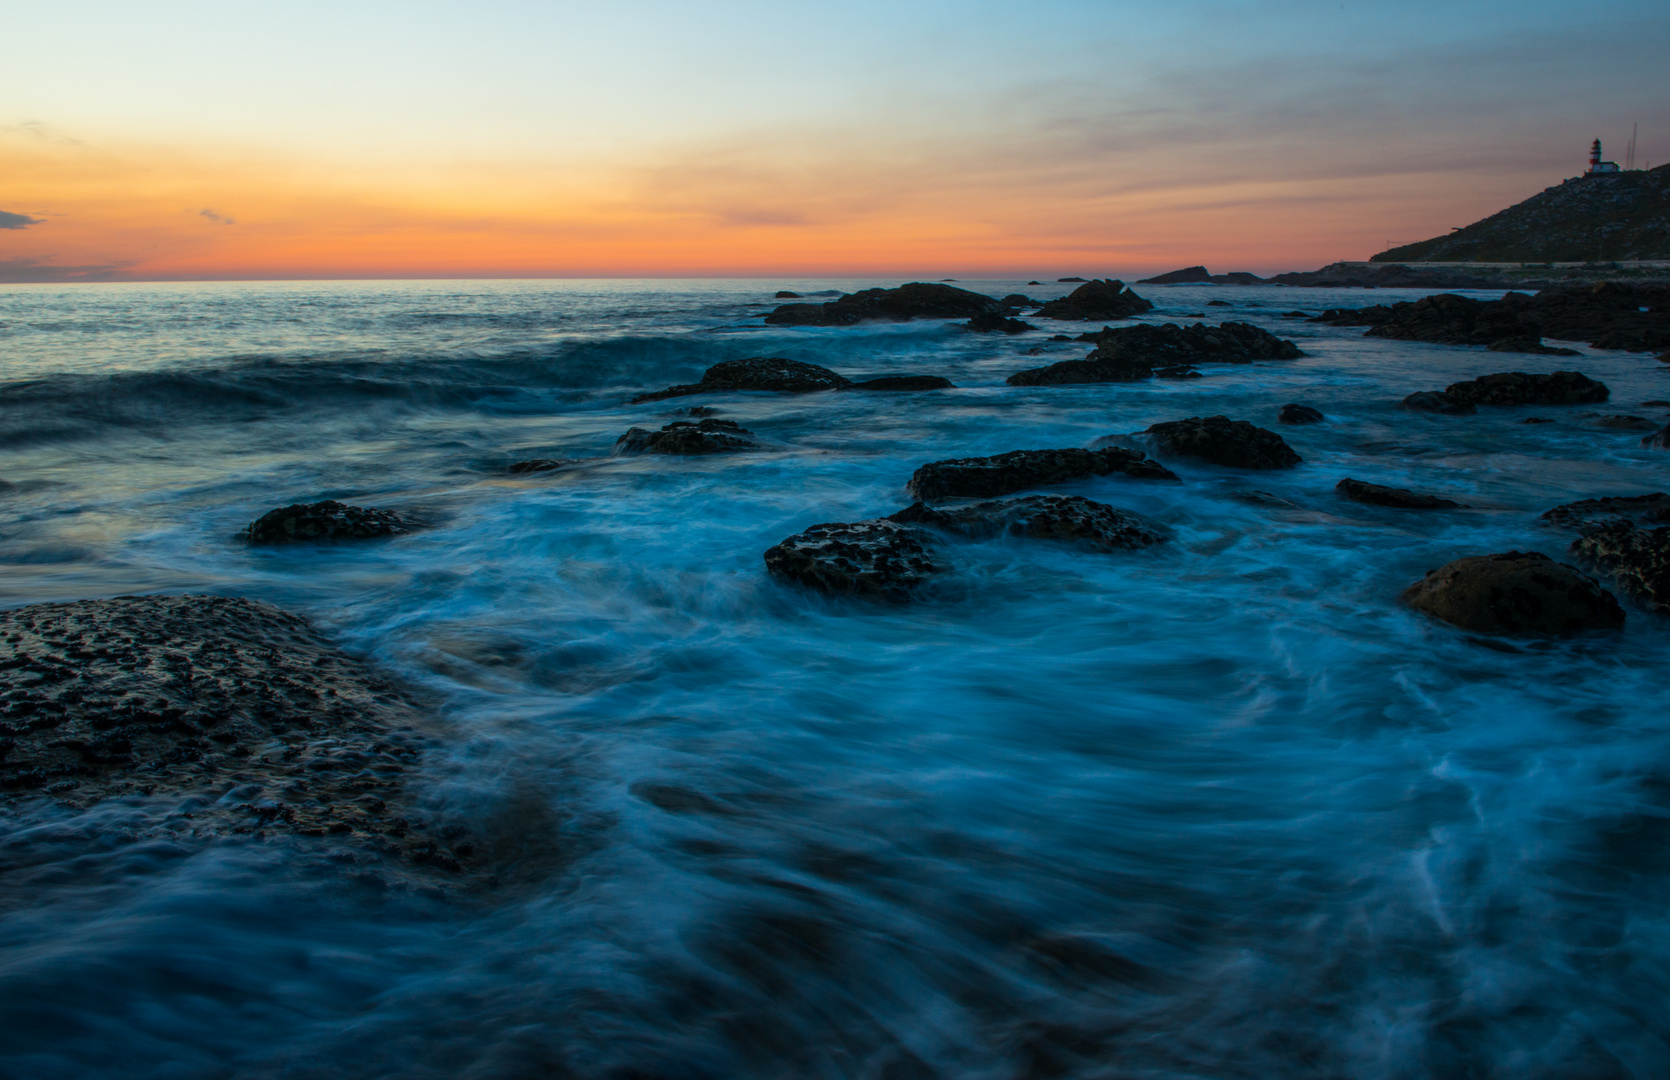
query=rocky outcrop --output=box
[763,283,1003,327]
[1032,280,1154,321]
[1000,294,1038,309]
[1571,523,1670,612]
[246,500,419,544]
[1006,321,1300,385]
[633,357,852,403]
[615,419,757,455]
[1279,404,1324,425]
[1336,478,1465,509]
[964,311,1036,334]
[1595,415,1658,430]
[848,375,955,391]
[763,520,940,600]
[1311,283,1670,353]
[1136,266,1268,285]
[1402,391,1478,415]
[905,447,1178,502]
[888,494,1164,550]
[0,595,458,864]
[1541,493,1670,532]
[1644,424,1670,449]
[1401,551,1625,636]
[1443,371,1609,406]
[1005,357,1159,386]
[774,290,801,298]
[1139,416,1302,469]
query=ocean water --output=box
[2,278,1668,1079]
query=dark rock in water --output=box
[888,494,1164,550]
[1401,551,1625,636]
[507,458,574,474]
[1138,266,1212,284]
[1360,293,1544,347]
[1541,493,1670,533]
[1183,313,1206,319]
[1233,490,1300,509]
[763,283,1003,327]
[679,405,721,417]
[1278,404,1324,425]
[247,500,418,544]
[1522,417,1555,424]
[1207,300,1231,307]
[1281,310,1311,318]
[1336,477,1465,509]
[906,447,1177,503]
[1402,390,1478,415]
[1442,370,1609,406]
[1571,522,1670,612]
[1034,280,1154,321]
[1595,415,1658,430]
[965,311,1036,334]
[634,356,853,402]
[615,419,757,455]
[1007,321,1300,385]
[1049,334,1073,342]
[1140,416,1302,469]
[1058,276,1088,282]
[1155,366,1202,379]
[1643,399,1670,407]
[0,595,455,864]
[1310,283,1670,352]
[849,375,955,391]
[1000,294,1038,309]
[1644,424,1670,449]
[1028,281,1043,285]
[763,520,941,600]
[1006,356,1153,386]
[1487,336,1581,356]
[774,290,801,298]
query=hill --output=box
[1372,164,1670,263]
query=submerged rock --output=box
[1278,404,1324,425]
[1401,551,1625,636]
[763,520,941,599]
[634,357,852,403]
[888,494,1164,550]
[848,375,956,391]
[246,500,419,543]
[1442,370,1609,406]
[1033,280,1155,321]
[615,419,757,455]
[1571,522,1670,612]
[905,446,1178,503]
[1540,493,1670,532]
[1140,416,1302,469]
[1595,415,1658,430]
[0,594,456,862]
[763,283,1003,327]
[1336,477,1465,509]
[964,311,1036,334]
[1401,390,1478,415]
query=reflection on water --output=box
[2,279,1669,1078]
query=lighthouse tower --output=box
[1586,138,1621,176]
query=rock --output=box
[905,447,1178,503]
[246,500,419,543]
[774,290,801,298]
[849,375,955,391]
[1278,404,1324,425]
[1402,391,1477,415]
[1281,310,1311,318]
[763,520,941,600]
[1442,370,1609,406]
[1049,334,1073,342]
[1336,477,1465,509]
[1522,417,1555,424]
[965,311,1037,334]
[1310,283,1670,352]
[763,283,1004,327]
[1006,356,1154,386]
[1642,399,1670,407]
[1058,276,1088,282]
[507,458,573,474]
[1207,300,1231,307]
[1541,493,1670,532]
[0,595,456,863]
[1183,313,1206,319]
[1137,266,1212,284]
[1487,336,1582,356]
[680,405,721,417]
[1000,294,1038,309]
[1644,424,1670,449]
[1139,416,1302,469]
[1028,281,1043,285]
[615,419,757,455]
[634,357,853,402]
[1571,523,1670,612]
[1401,551,1625,636]
[888,494,1164,550]
[1006,321,1300,385]
[1033,280,1155,321]
[1596,415,1658,430]
[1233,490,1300,508]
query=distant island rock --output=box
[1137,266,1268,285]
[762,283,1004,326]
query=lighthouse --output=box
[1585,138,1621,176]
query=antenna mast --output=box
[1627,123,1638,171]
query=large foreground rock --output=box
[905,447,1178,503]
[1310,283,1670,353]
[763,520,941,599]
[1140,416,1302,469]
[1541,493,1670,532]
[763,283,1003,327]
[634,357,852,403]
[1571,523,1670,612]
[1007,321,1300,385]
[615,419,757,455]
[1032,280,1154,321]
[888,495,1164,550]
[1401,552,1625,636]
[246,500,419,544]
[1336,478,1465,509]
[0,595,459,864]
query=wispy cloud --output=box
[198,208,235,225]
[0,257,132,284]
[0,210,42,230]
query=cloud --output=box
[1,120,86,147]
[198,208,235,225]
[0,210,42,229]
[0,257,133,284]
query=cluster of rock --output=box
[1402,371,1610,414]
[1541,493,1670,613]
[246,500,420,544]
[1031,280,1155,321]
[1314,284,1670,353]
[1137,416,1302,470]
[762,283,1005,327]
[888,495,1164,550]
[1337,478,1465,509]
[633,356,955,404]
[1006,322,1302,385]
[905,446,1178,503]
[1137,266,1268,286]
[616,419,758,455]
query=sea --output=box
[1,278,1668,1079]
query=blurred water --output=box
[2,278,1669,1078]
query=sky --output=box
[2,0,1667,282]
